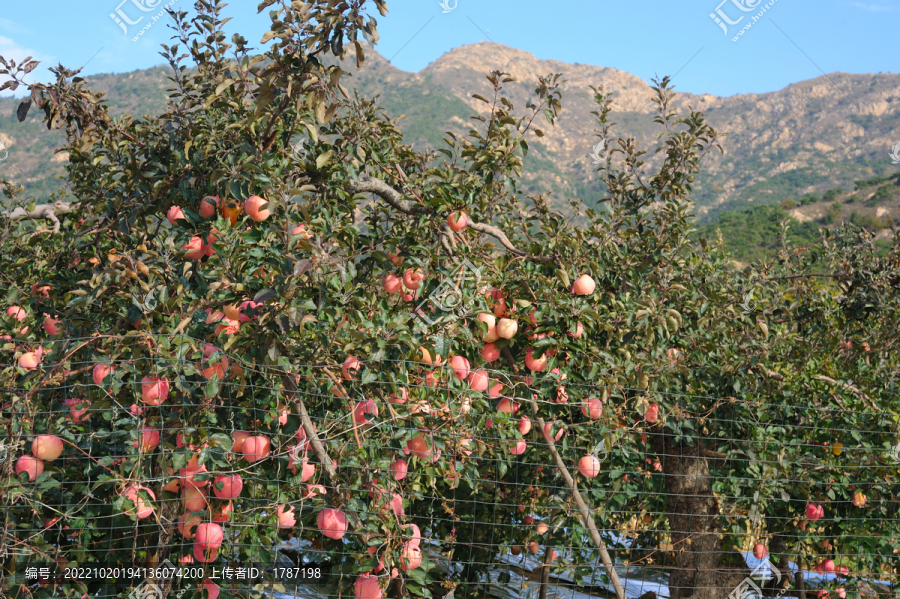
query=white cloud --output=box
[0,36,54,97]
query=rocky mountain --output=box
[2,43,898,227]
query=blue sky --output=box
[0,0,897,98]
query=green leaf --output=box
[315,151,333,169]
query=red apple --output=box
[391,459,408,481]
[195,522,224,551]
[167,205,186,225]
[525,348,548,372]
[447,211,467,232]
[199,196,220,219]
[577,455,601,478]
[383,274,402,294]
[449,355,470,380]
[510,440,528,455]
[231,431,251,453]
[15,455,44,481]
[519,416,532,435]
[244,195,270,222]
[18,352,40,371]
[242,435,271,462]
[481,343,500,363]
[478,312,497,336]
[32,435,64,461]
[400,542,422,570]
[213,475,242,500]
[497,318,518,339]
[582,398,603,419]
[92,363,113,386]
[468,369,489,391]
[355,573,383,599]
[43,316,61,335]
[276,505,297,528]
[178,512,202,538]
[352,400,379,428]
[183,487,208,512]
[342,355,362,380]
[183,236,206,260]
[200,579,220,599]
[806,503,824,521]
[141,375,170,405]
[122,485,156,519]
[317,508,348,540]
[6,305,27,321]
[133,427,160,452]
[572,274,596,296]
[402,268,425,290]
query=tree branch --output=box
[349,175,553,263]
[2,201,79,234]
[528,397,626,599]
[467,219,554,263]
[349,175,424,215]
[279,370,364,529]
[279,371,338,480]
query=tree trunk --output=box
[655,430,749,599]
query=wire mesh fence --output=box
[1,335,898,599]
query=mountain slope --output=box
[2,44,898,226]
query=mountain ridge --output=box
[2,42,898,223]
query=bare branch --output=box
[3,201,79,234]
[468,219,554,263]
[349,175,423,215]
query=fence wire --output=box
[0,336,897,599]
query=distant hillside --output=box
[699,172,900,262]
[2,43,898,231]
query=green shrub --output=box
[850,211,887,230]
[780,198,797,210]
[823,187,843,202]
[867,184,894,206]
